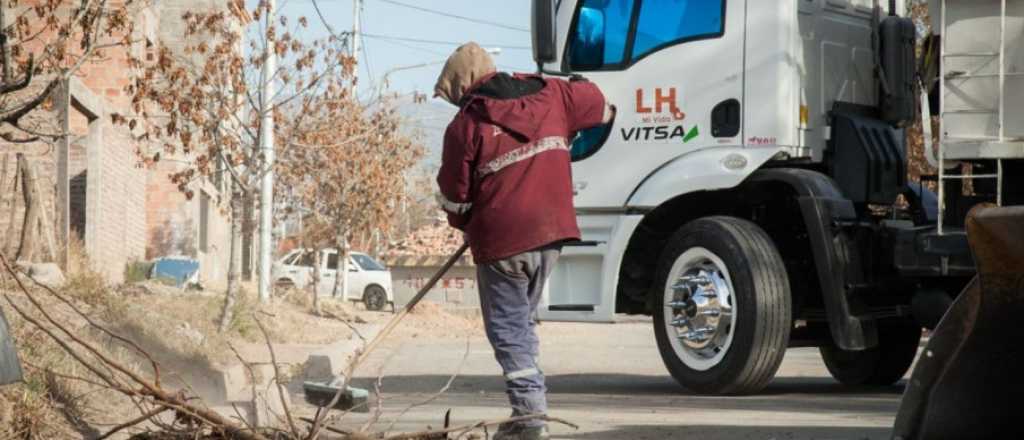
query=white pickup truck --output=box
[272,249,394,311]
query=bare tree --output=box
[277,96,422,310]
[0,0,139,143]
[121,0,384,327]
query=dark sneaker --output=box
[492,423,550,440]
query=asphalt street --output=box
[316,318,904,439]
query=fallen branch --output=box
[382,338,472,434]
[227,342,259,432]
[299,417,352,436]
[306,243,470,438]
[95,405,171,440]
[0,252,269,440]
[254,315,300,438]
[381,415,579,440]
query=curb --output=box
[304,323,384,381]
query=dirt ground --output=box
[0,276,377,439]
[2,273,906,439]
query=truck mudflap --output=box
[893,206,1024,440]
[748,169,876,350]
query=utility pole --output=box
[257,0,277,303]
[351,0,361,98]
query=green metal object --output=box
[0,307,23,385]
[302,379,369,412]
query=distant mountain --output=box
[390,94,457,172]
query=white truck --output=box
[529,0,1023,394]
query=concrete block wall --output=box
[385,256,480,309]
[86,119,147,283]
[145,159,233,289]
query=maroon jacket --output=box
[437,73,607,263]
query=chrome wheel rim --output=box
[663,247,736,371]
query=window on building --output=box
[568,0,726,70]
[199,192,210,253]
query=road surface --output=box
[308,317,903,439]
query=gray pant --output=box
[476,245,560,427]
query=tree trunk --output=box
[311,246,322,316]
[3,157,20,256]
[218,197,242,333]
[0,153,10,255]
[15,154,39,262]
[241,193,255,281]
[331,232,349,300]
[30,163,56,262]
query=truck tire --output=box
[363,285,388,312]
[652,216,791,395]
[819,320,921,386]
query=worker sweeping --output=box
[434,42,614,440]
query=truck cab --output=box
[530,0,1004,394]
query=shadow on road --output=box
[352,373,903,415]
[555,424,892,440]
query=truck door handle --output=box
[712,99,741,138]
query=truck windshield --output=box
[353,254,387,271]
[568,0,725,70]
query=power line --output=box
[362,32,531,50]
[377,0,530,33]
[370,36,449,57]
[360,4,375,86]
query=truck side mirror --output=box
[532,0,557,64]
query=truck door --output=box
[556,0,744,208]
[539,0,745,322]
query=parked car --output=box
[272,249,393,311]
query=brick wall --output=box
[0,1,236,285]
[140,0,238,288]
[0,3,149,282]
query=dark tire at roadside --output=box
[363,285,388,312]
[819,320,922,386]
[652,216,792,395]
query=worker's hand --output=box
[602,103,616,124]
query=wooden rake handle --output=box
[350,242,470,369]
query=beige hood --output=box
[433,42,497,106]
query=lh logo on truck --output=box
[636,88,686,120]
[623,87,699,144]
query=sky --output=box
[270,0,537,166]
[275,0,537,98]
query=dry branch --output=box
[381,415,579,440]
[96,405,171,440]
[0,253,269,440]
[254,315,300,438]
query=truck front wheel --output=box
[652,216,792,395]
